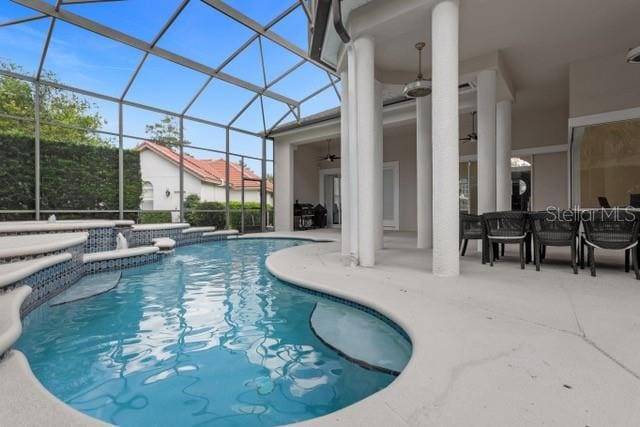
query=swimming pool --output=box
[16,239,410,426]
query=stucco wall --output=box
[293,144,323,204]
[460,106,568,157]
[570,50,640,118]
[532,152,568,210]
[140,150,200,214]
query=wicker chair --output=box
[581,209,640,279]
[530,211,580,274]
[482,211,529,269]
[459,213,482,256]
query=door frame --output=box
[318,167,341,228]
[383,161,400,230]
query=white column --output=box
[347,46,360,266]
[340,69,351,260]
[354,35,377,267]
[477,69,497,215]
[416,95,433,249]
[374,81,384,250]
[496,99,512,211]
[274,140,294,231]
[431,0,459,277]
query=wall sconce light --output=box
[165,189,171,198]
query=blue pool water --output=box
[17,239,407,426]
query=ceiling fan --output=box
[460,111,477,143]
[318,140,341,162]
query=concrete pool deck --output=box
[2,229,639,426]
[264,229,640,426]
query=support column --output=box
[347,46,359,265]
[354,35,376,267]
[179,117,185,223]
[34,82,41,221]
[340,69,351,260]
[274,141,294,231]
[416,95,433,249]
[118,102,124,220]
[374,81,384,250]
[496,99,512,211]
[477,69,497,215]
[431,0,460,276]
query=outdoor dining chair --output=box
[459,213,482,256]
[530,211,580,274]
[482,211,529,269]
[581,209,640,279]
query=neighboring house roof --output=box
[136,141,272,191]
[202,159,273,192]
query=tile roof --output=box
[136,141,272,191]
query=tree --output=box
[0,61,107,145]
[145,115,189,147]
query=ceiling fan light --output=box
[404,41,431,98]
[403,79,432,98]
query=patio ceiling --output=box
[0,0,341,137]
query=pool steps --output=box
[0,232,88,260]
[204,229,239,237]
[49,272,122,306]
[182,226,216,234]
[0,222,240,355]
[0,254,72,290]
[82,246,159,263]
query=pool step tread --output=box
[0,232,88,260]
[131,223,190,231]
[0,350,107,426]
[0,253,72,289]
[182,226,216,234]
[0,221,120,234]
[203,230,239,237]
[153,237,176,250]
[49,271,121,306]
[82,246,159,264]
[0,286,32,356]
[309,302,411,375]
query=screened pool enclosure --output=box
[0,0,340,231]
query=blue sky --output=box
[0,0,339,159]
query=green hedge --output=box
[0,134,142,215]
[138,211,172,224]
[185,200,273,230]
